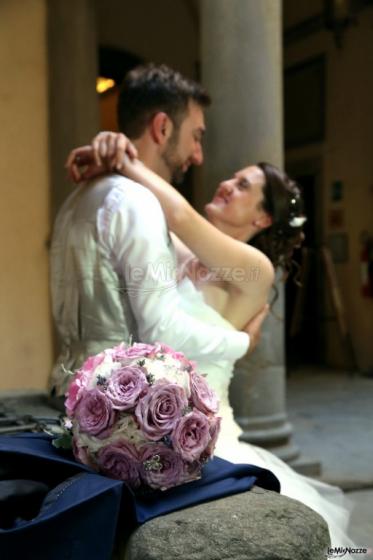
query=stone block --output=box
[123,486,330,560]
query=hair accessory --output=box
[289,216,307,228]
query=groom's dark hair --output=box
[117,64,211,139]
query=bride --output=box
[68,133,355,552]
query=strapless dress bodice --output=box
[178,277,236,399]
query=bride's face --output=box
[205,165,271,238]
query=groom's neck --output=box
[133,137,172,182]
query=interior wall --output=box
[284,6,373,370]
[95,0,199,79]
[283,0,324,29]
[0,0,52,390]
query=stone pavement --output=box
[287,367,373,555]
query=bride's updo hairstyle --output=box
[250,162,305,272]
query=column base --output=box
[235,412,300,461]
[236,414,322,474]
[288,455,322,477]
[237,430,321,475]
[238,432,301,463]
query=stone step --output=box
[120,486,330,560]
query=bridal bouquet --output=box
[64,342,221,491]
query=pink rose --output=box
[172,411,211,462]
[140,443,185,490]
[72,437,96,469]
[153,343,174,355]
[106,366,148,410]
[112,343,156,361]
[186,359,198,371]
[80,351,107,376]
[183,460,203,484]
[97,440,141,488]
[155,345,192,366]
[135,383,188,440]
[204,416,222,458]
[74,388,116,438]
[65,351,108,416]
[189,372,219,415]
[65,371,86,417]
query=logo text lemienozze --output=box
[123,263,262,284]
[326,546,369,558]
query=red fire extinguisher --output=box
[360,232,373,298]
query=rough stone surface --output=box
[123,487,330,560]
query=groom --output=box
[49,64,265,400]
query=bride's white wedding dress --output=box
[179,277,356,552]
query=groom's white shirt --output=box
[96,175,249,362]
[50,173,250,396]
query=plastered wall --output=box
[0,0,52,390]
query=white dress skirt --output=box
[178,277,356,554]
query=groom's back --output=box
[49,175,139,397]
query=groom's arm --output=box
[99,177,249,363]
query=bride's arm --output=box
[65,133,274,308]
[121,157,274,302]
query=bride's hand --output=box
[65,145,109,183]
[242,304,269,355]
[92,131,138,170]
[65,132,138,183]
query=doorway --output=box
[285,159,325,367]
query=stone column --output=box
[48,0,99,217]
[47,0,100,365]
[200,0,299,462]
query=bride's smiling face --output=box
[205,165,272,239]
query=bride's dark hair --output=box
[249,162,305,272]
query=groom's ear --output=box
[150,112,173,145]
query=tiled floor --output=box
[287,368,373,555]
